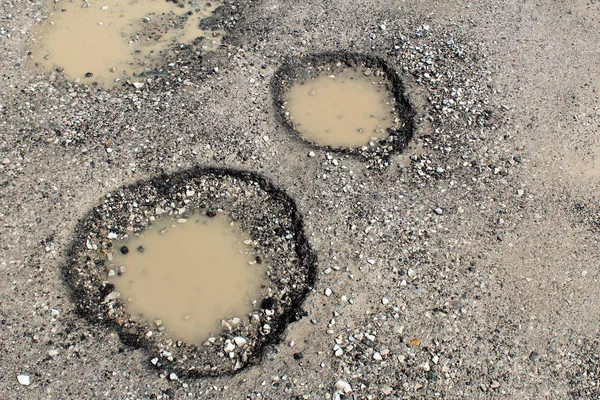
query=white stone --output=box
[381,297,389,305]
[224,342,236,353]
[373,352,383,361]
[107,232,118,239]
[325,288,332,296]
[17,375,30,386]
[234,337,247,346]
[169,372,178,381]
[335,380,352,393]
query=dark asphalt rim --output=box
[62,166,318,378]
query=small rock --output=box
[17,375,30,386]
[381,297,389,305]
[224,342,236,353]
[325,288,332,296]
[434,208,443,215]
[373,352,383,361]
[119,246,129,255]
[335,380,352,394]
[529,351,540,362]
[233,337,247,346]
[169,372,178,381]
[491,381,500,389]
[132,82,144,89]
[381,385,393,395]
[308,151,315,157]
[107,232,118,240]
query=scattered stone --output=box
[529,351,540,362]
[224,342,236,353]
[17,375,30,386]
[335,380,352,394]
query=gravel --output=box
[1,0,600,398]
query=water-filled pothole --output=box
[109,213,266,344]
[284,69,396,149]
[64,167,316,377]
[31,0,224,86]
[272,52,415,158]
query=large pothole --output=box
[63,167,317,377]
[272,51,415,160]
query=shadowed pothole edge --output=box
[62,166,318,378]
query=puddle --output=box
[110,213,265,344]
[31,0,223,86]
[272,52,415,163]
[283,70,396,148]
[64,167,317,377]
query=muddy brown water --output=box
[283,70,397,148]
[109,213,265,344]
[32,0,223,86]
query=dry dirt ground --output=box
[1,0,600,399]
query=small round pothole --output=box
[272,51,415,159]
[63,167,317,377]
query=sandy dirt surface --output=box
[1,0,600,398]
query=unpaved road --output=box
[1,0,600,398]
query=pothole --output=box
[63,167,317,377]
[272,51,415,158]
[31,0,224,87]
[109,212,267,345]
